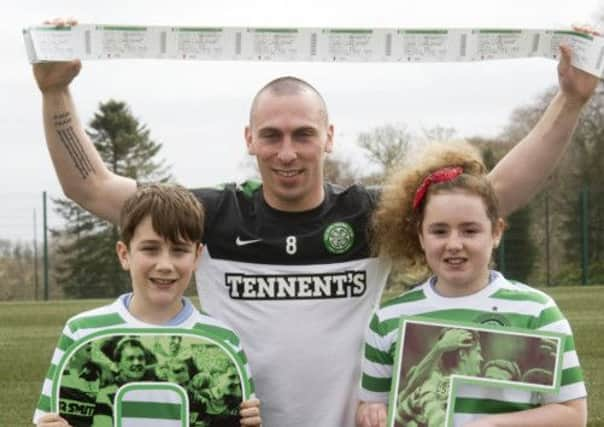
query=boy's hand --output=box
[356,401,387,427]
[32,18,81,94]
[240,398,262,426]
[36,413,72,427]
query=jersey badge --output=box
[474,312,511,327]
[323,222,354,254]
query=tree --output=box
[323,155,362,187]
[554,86,604,283]
[497,84,604,285]
[419,125,457,143]
[53,100,171,298]
[0,239,37,300]
[356,124,413,175]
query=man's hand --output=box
[32,18,81,94]
[435,329,475,353]
[356,401,387,427]
[557,25,601,106]
[538,337,558,359]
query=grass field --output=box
[1,286,603,426]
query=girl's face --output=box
[418,190,504,297]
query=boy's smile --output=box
[116,215,202,323]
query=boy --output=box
[33,183,261,427]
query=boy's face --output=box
[116,215,202,316]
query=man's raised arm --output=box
[488,30,600,217]
[34,20,136,225]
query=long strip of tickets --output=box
[23,25,604,78]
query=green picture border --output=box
[51,327,252,420]
[115,382,189,427]
[387,316,566,427]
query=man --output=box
[33,19,599,427]
[56,343,102,427]
[92,338,154,426]
[396,330,484,427]
[154,335,196,380]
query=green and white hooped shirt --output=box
[360,271,586,424]
[33,294,253,426]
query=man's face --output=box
[457,343,484,376]
[118,345,146,381]
[245,89,334,212]
[169,336,182,355]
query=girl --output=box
[357,142,587,427]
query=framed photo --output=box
[387,317,565,427]
[51,327,252,427]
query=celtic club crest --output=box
[323,222,354,254]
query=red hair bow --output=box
[412,167,463,210]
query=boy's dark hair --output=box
[119,183,204,247]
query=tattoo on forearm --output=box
[53,113,96,179]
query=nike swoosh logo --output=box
[235,236,263,246]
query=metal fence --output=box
[496,187,603,286]
[1,187,602,301]
[0,191,63,301]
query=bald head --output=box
[249,76,329,126]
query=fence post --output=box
[43,191,49,300]
[581,186,589,286]
[33,209,39,300]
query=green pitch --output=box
[1,287,603,427]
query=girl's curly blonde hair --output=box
[371,141,501,277]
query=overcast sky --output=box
[1,0,602,242]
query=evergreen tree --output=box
[53,100,171,298]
